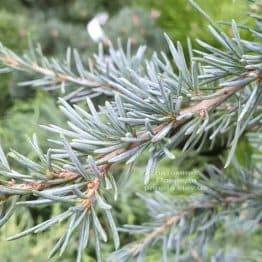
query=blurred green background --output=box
[0,0,257,261]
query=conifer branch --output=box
[0,1,261,261]
[111,164,262,261]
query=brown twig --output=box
[0,54,114,92]
[128,189,258,258]
[81,178,100,209]
[0,73,257,201]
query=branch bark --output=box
[1,82,247,200]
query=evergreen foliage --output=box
[0,0,163,106]
[0,10,28,114]
[0,1,261,261]
[135,0,253,48]
[0,93,64,155]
